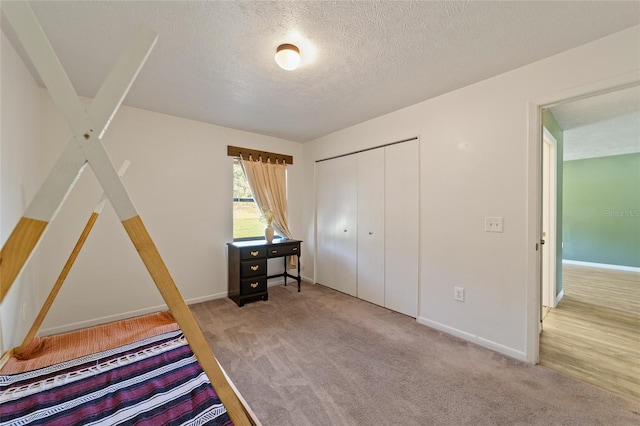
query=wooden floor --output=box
[540,264,640,400]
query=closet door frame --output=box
[357,148,385,306]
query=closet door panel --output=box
[385,140,419,317]
[315,160,335,288]
[357,149,385,306]
[333,155,358,296]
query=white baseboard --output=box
[41,276,314,337]
[555,288,564,306]
[187,291,229,305]
[40,291,229,336]
[416,317,527,362]
[562,259,640,273]
[42,275,313,336]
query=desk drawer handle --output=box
[292,247,298,251]
[271,250,278,254]
[250,282,259,288]
[250,250,259,257]
[251,265,259,271]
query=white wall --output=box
[302,26,640,361]
[0,31,41,352]
[37,95,303,335]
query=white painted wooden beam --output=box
[23,143,89,222]
[1,1,155,296]
[2,1,90,139]
[74,136,138,220]
[1,2,156,222]
[94,160,131,214]
[20,25,155,222]
[89,27,157,139]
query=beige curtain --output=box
[240,156,297,268]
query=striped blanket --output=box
[0,330,233,425]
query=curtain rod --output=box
[227,145,293,165]
[315,136,418,163]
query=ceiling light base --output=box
[275,43,301,71]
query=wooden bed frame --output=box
[0,2,257,424]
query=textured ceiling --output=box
[550,86,640,161]
[3,1,640,142]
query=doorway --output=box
[538,85,640,400]
[541,127,557,312]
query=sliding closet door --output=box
[316,159,335,288]
[357,149,385,306]
[332,155,358,296]
[316,155,358,296]
[385,140,419,317]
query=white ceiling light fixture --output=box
[275,43,301,71]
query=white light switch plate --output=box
[485,217,503,233]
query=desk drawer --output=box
[240,247,267,260]
[241,259,267,277]
[241,277,267,295]
[267,244,299,258]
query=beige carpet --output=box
[191,282,640,425]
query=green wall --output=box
[563,153,640,268]
[542,110,563,295]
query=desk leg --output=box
[297,254,301,292]
[283,256,287,286]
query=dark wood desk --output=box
[227,239,302,307]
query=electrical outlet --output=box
[484,217,503,233]
[454,287,465,302]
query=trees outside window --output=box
[233,159,263,240]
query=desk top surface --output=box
[228,238,302,249]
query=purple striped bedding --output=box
[0,330,233,425]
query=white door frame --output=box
[542,127,557,309]
[525,73,640,364]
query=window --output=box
[233,159,263,240]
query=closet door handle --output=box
[369,232,373,235]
